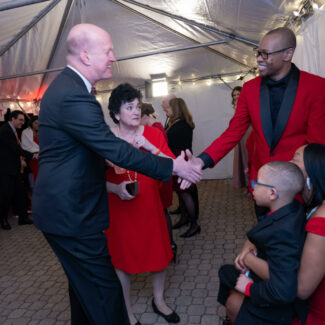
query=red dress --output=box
[292,216,325,325]
[105,126,174,273]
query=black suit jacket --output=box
[0,123,33,176]
[33,67,173,237]
[242,200,306,323]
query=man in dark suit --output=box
[183,27,325,211]
[0,110,36,230]
[32,24,201,325]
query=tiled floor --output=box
[0,179,255,324]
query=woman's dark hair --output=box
[304,143,325,206]
[28,115,38,128]
[141,102,155,117]
[108,83,142,124]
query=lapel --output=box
[259,64,300,152]
[271,64,300,150]
[5,123,18,144]
[247,200,300,237]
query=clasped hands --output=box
[234,240,256,294]
[173,149,203,188]
[135,135,203,187]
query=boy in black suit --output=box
[218,161,305,325]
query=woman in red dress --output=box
[291,143,325,325]
[105,84,180,325]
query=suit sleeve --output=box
[249,227,302,306]
[199,85,251,167]
[60,92,173,182]
[306,77,325,144]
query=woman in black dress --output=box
[167,97,200,238]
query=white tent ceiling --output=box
[0,0,319,103]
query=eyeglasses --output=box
[253,47,292,60]
[251,180,275,189]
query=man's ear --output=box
[283,48,294,62]
[269,188,279,200]
[80,50,90,66]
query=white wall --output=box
[293,6,325,77]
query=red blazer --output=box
[203,65,325,180]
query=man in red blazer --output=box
[193,27,325,203]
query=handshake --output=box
[172,149,204,189]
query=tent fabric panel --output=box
[0,1,49,49]
[0,0,69,100]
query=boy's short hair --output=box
[263,161,304,200]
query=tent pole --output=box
[109,0,250,69]
[37,0,74,98]
[0,0,50,12]
[0,0,61,57]
[118,38,232,61]
[0,38,240,81]
[114,0,258,47]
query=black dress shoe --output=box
[169,206,181,215]
[172,218,189,229]
[18,216,33,225]
[135,322,141,325]
[152,299,180,323]
[180,225,201,238]
[1,219,11,230]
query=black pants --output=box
[44,232,130,325]
[0,173,28,223]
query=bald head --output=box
[66,24,116,85]
[265,27,296,49]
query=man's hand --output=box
[234,239,256,272]
[33,153,39,159]
[173,151,202,184]
[235,274,253,294]
[178,150,203,189]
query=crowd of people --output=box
[0,22,325,325]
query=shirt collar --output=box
[8,121,16,133]
[67,65,92,93]
[266,64,293,87]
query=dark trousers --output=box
[218,265,291,325]
[235,299,289,325]
[44,232,130,325]
[0,173,28,223]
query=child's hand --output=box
[235,274,254,294]
[234,240,256,272]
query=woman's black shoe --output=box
[152,299,180,323]
[171,243,177,264]
[172,218,189,229]
[180,225,201,238]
